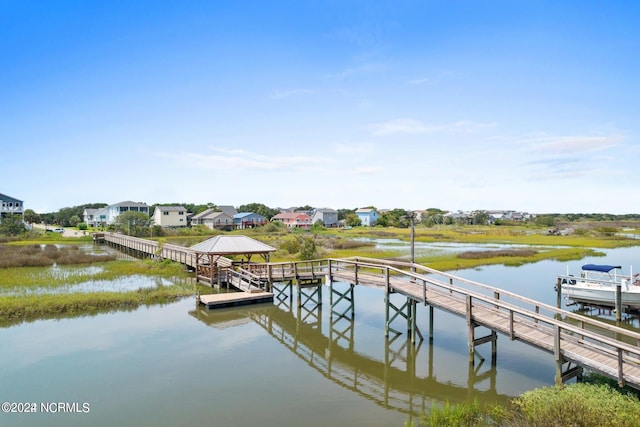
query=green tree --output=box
[237,203,280,220]
[23,209,41,224]
[535,215,557,227]
[0,214,27,236]
[345,213,361,227]
[337,208,356,221]
[472,210,489,225]
[298,234,319,260]
[113,211,150,237]
[69,215,81,227]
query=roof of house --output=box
[155,205,187,212]
[218,205,238,216]
[272,212,311,220]
[0,193,23,203]
[234,212,264,219]
[113,201,148,207]
[191,208,218,219]
[356,208,377,214]
[190,235,276,254]
[83,208,98,215]
[314,208,337,214]
[205,211,232,220]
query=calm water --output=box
[1,245,638,426]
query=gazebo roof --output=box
[190,235,276,255]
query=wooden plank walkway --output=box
[329,261,640,390]
[96,233,640,389]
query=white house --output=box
[152,206,188,227]
[92,201,149,225]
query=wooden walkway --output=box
[96,233,640,390]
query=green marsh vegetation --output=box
[0,243,195,324]
[408,382,640,427]
[215,223,627,270]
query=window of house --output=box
[163,212,169,216]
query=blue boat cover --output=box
[582,264,622,273]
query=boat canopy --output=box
[581,264,622,273]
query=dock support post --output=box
[554,324,563,385]
[428,305,434,342]
[556,277,562,309]
[467,295,475,364]
[615,283,622,322]
[385,289,390,337]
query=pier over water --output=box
[97,232,640,390]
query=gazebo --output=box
[190,235,276,285]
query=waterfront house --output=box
[83,208,98,227]
[355,208,379,227]
[152,206,188,228]
[98,201,150,225]
[234,212,266,229]
[191,209,234,231]
[271,212,312,229]
[0,193,24,223]
[312,208,338,227]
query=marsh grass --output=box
[0,244,116,268]
[510,383,640,427]
[457,249,538,259]
[419,247,603,271]
[0,284,195,323]
[0,257,195,323]
[407,383,640,427]
[339,225,639,249]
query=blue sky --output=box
[2,1,638,214]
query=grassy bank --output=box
[412,382,640,427]
[0,253,196,324]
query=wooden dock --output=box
[97,233,640,390]
[198,291,273,309]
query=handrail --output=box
[97,234,640,366]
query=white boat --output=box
[557,264,640,309]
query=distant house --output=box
[312,208,338,227]
[271,212,312,229]
[414,210,429,222]
[234,212,266,229]
[355,208,379,227]
[191,209,234,230]
[152,206,188,228]
[95,201,150,225]
[92,207,109,227]
[0,193,24,223]
[83,208,98,227]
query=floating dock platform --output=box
[198,291,273,309]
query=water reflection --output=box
[356,237,571,259]
[189,284,512,417]
[1,275,195,296]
